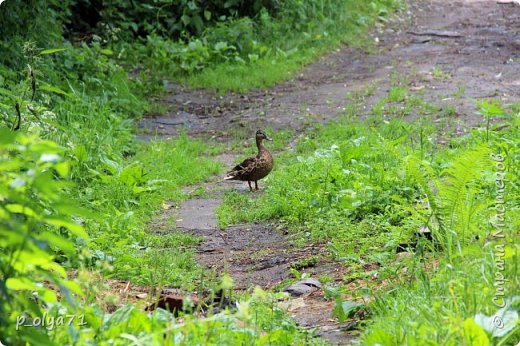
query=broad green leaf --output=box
[6,204,36,217]
[40,260,67,278]
[129,22,138,32]
[0,158,23,171]
[463,318,490,345]
[6,277,38,290]
[101,157,120,174]
[61,280,84,296]
[106,305,135,327]
[33,171,58,197]
[38,231,75,254]
[44,217,89,240]
[54,161,69,177]
[181,14,191,26]
[31,140,59,153]
[0,208,9,219]
[54,202,94,218]
[215,42,228,51]
[39,48,67,55]
[323,286,341,299]
[120,162,147,187]
[0,229,26,246]
[38,287,57,303]
[15,250,66,277]
[333,300,363,322]
[73,144,88,162]
[132,186,147,194]
[39,85,71,97]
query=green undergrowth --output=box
[217,98,520,344]
[79,136,223,288]
[182,59,302,93]
[1,1,409,344]
[48,285,325,345]
[0,40,314,345]
[364,243,519,345]
[2,1,408,343]
[118,0,403,93]
[178,18,374,93]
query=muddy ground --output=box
[138,1,520,344]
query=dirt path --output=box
[153,155,356,342]
[141,1,520,344]
[139,0,520,141]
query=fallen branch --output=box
[154,120,185,126]
[497,0,520,4]
[407,30,463,38]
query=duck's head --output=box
[256,129,272,142]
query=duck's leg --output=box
[255,181,259,190]
[248,181,253,191]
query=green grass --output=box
[81,135,223,289]
[184,59,301,93]
[431,66,451,80]
[182,30,363,93]
[217,114,435,254]
[364,244,519,345]
[216,94,520,344]
[48,287,327,345]
[181,31,373,94]
[368,80,442,122]
[388,86,408,103]
[123,0,404,94]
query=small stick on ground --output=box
[407,30,463,38]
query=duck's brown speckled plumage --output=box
[224,130,274,191]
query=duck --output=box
[224,130,274,191]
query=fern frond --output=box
[435,145,492,252]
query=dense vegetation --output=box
[218,93,520,344]
[1,0,519,345]
[0,0,401,344]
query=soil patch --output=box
[193,223,332,290]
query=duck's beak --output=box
[265,135,273,141]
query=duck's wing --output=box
[224,156,258,180]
